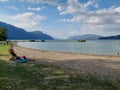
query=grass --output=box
[0,42,120,90]
[0,43,11,59]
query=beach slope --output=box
[14,45,120,77]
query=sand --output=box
[13,45,120,77]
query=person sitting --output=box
[9,47,20,60]
[8,44,34,61]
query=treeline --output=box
[0,27,7,41]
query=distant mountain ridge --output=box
[99,35,120,39]
[68,34,102,40]
[0,21,53,40]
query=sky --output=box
[0,0,120,39]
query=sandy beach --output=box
[13,45,120,77]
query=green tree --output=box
[0,27,7,41]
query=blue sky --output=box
[0,0,120,38]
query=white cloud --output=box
[11,12,46,31]
[60,0,120,25]
[80,23,120,36]
[83,0,95,8]
[6,5,18,10]
[94,3,99,8]
[115,7,120,12]
[57,0,119,26]
[59,0,95,15]
[28,7,41,11]
[1,0,119,38]
[50,31,69,39]
[63,15,85,22]
[87,16,102,24]
[56,0,120,37]
[0,0,8,2]
[20,0,59,5]
[57,6,63,11]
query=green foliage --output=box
[0,43,10,57]
[77,40,86,42]
[41,40,45,42]
[0,27,7,41]
[29,40,35,42]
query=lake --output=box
[18,40,120,55]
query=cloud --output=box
[56,0,120,37]
[28,7,42,11]
[1,0,119,38]
[19,0,119,37]
[59,0,95,15]
[56,0,119,25]
[57,6,64,11]
[0,0,8,2]
[89,7,120,25]
[59,0,120,25]
[79,23,120,36]
[5,5,18,10]
[20,0,59,5]
[11,12,46,31]
[94,3,99,8]
[115,7,120,12]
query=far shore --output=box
[13,44,120,77]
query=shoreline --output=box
[17,40,120,56]
[13,44,120,77]
[17,45,116,56]
[15,44,120,60]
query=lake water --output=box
[18,40,120,55]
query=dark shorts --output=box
[11,53,17,57]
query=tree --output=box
[0,27,7,41]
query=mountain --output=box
[99,35,120,39]
[29,31,53,40]
[0,21,53,40]
[68,34,102,40]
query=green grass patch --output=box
[0,43,11,58]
